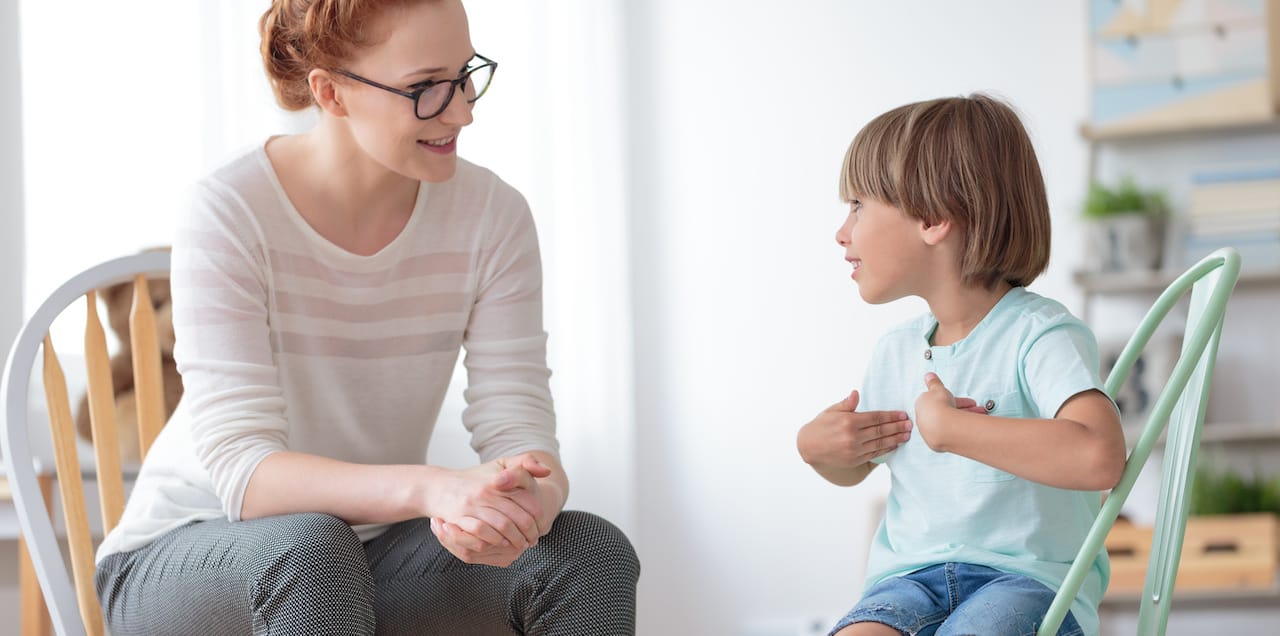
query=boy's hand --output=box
[914,373,986,450]
[797,389,912,469]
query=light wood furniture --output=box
[2,251,171,636]
[17,473,54,636]
[1106,514,1279,594]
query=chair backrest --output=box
[1,251,172,636]
[1039,247,1242,636]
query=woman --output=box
[93,1,639,634]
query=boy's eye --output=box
[852,199,863,213]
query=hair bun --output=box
[258,0,386,112]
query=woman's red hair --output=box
[259,0,422,110]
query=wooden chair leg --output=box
[19,473,55,636]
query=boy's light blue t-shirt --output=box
[863,286,1111,636]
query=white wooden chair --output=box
[1,251,172,636]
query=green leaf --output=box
[1191,462,1280,516]
[1082,176,1167,219]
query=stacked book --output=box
[1184,166,1280,271]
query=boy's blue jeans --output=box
[830,562,1083,636]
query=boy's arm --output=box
[810,460,879,488]
[797,390,911,486]
[799,388,991,486]
[914,374,1126,490]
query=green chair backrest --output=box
[1039,247,1242,636]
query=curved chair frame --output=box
[2,251,172,636]
[1040,247,1242,635]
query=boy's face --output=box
[835,196,929,304]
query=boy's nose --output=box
[835,223,851,246]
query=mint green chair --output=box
[1039,247,1242,635]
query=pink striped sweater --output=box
[97,143,558,562]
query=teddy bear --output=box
[74,267,183,464]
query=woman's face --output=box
[336,0,478,183]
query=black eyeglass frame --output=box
[333,53,497,120]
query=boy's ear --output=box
[919,217,953,246]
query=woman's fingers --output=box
[447,515,509,549]
[465,505,535,548]
[490,466,536,492]
[432,518,523,566]
[493,454,552,487]
[488,496,541,544]
[434,518,488,553]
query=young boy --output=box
[797,94,1126,636]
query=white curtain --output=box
[18,0,636,536]
[439,0,637,536]
[2,0,24,355]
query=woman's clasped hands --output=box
[428,453,558,566]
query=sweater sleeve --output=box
[460,182,559,462]
[171,181,289,521]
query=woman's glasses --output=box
[334,53,497,120]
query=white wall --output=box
[1,0,23,355]
[1,0,27,624]
[625,3,1091,634]
[19,2,205,315]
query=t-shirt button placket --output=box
[924,349,933,360]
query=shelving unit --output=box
[1082,116,1280,143]
[1077,255,1280,631]
[1075,267,1280,295]
[1101,584,1280,608]
[1082,3,1280,632]
[1076,265,1280,444]
[1075,267,1280,322]
[1121,422,1280,451]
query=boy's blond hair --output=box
[840,94,1050,289]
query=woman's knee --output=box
[543,510,640,582]
[251,513,371,592]
[250,513,375,632]
[257,513,364,562]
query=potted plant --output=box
[1191,463,1280,517]
[1082,177,1168,273]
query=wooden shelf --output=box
[1082,115,1280,143]
[1123,422,1280,449]
[1074,268,1280,295]
[1200,423,1280,444]
[1101,583,1280,608]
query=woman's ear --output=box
[309,69,348,118]
[919,217,953,246]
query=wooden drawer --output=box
[1105,513,1279,595]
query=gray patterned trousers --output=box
[95,510,639,635]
